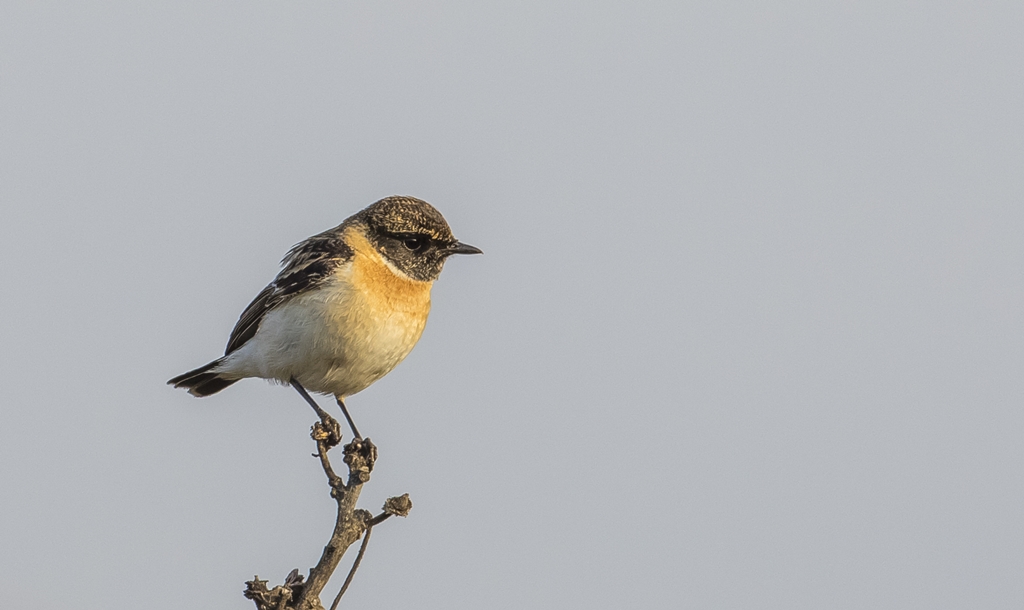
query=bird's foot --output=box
[311,415,343,451]
[343,437,376,483]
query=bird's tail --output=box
[167,358,239,397]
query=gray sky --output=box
[1,2,1022,609]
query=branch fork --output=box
[243,408,411,610]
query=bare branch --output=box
[327,493,414,608]
[243,414,411,610]
[329,524,373,610]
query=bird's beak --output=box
[446,241,483,256]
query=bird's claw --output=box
[311,416,343,450]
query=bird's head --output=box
[355,196,482,282]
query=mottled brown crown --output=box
[356,196,455,243]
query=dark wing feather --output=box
[224,283,276,354]
[223,228,354,355]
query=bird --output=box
[167,195,481,438]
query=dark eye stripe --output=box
[394,232,432,252]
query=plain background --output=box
[1,2,1022,609]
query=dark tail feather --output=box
[167,358,239,397]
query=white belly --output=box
[217,275,430,397]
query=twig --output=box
[329,493,415,610]
[243,402,410,610]
[329,523,373,610]
[311,420,344,490]
[294,437,375,608]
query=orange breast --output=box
[344,226,432,317]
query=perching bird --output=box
[167,196,481,437]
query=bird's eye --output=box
[403,236,427,251]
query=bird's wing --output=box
[224,229,354,355]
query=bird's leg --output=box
[290,378,332,420]
[291,379,342,449]
[335,396,362,440]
